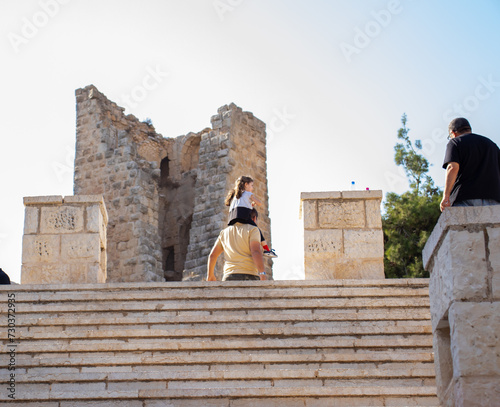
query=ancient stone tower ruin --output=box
[73,85,272,282]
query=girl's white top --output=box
[229,191,253,211]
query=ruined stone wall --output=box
[183,104,272,280]
[74,86,167,282]
[74,86,271,282]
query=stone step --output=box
[6,297,431,315]
[8,366,438,383]
[8,286,430,302]
[0,386,439,404]
[3,324,432,341]
[19,320,431,336]
[7,350,435,370]
[0,280,438,405]
[5,279,430,292]
[11,336,433,356]
[14,309,432,328]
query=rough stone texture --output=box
[0,280,438,405]
[423,206,500,407]
[74,86,272,282]
[301,190,384,279]
[21,195,108,284]
[183,104,273,280]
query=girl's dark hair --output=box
[225,176,254,206]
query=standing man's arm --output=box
[440,161,460,211]
[207,241,223,281]
[249,241,265,279]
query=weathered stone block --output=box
[300,191,341,201]
[429,229,489,331]
[86,203,107,240]
[24,206,39,234]
[304,229,342,257]
[358,259,384,278]
[318,200,365,228]
[487,226,500,300]
[432,326,453,401]
[365,199,382,229]
[21,263,90,284]
[452,376,500,407]
[344,229,384,259]
[304,258,384,280]
[40,206,84,234]
[448,302,500,377]
[22,234,61,263]
[302,200,317,230]
[61,234,101,262]
[23,195,63,205]
[341,190,382,200]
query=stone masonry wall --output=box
[74,86,271,282]
[422,206,500,407]
[183,104,273,280]
[74,85,166,282]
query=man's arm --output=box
[207,241,223,281]
[250,240,265,278]
[440,161,460,211]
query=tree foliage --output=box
[383,114,442,278]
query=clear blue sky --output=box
[1,0,499,283]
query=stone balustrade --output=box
[21,195,108,284]
[422,205,500,407]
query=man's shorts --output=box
[222,273,259,281]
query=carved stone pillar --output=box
[301,190,384,279]
[21,195,108,284]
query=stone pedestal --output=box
[301,191,384,279]
[21,195,108,284]
[422,206,500,407]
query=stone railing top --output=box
[300,190,383,201]
[23,195,108,224]
[422,205,500,271]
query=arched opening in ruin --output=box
[160,157,170,187]
[158,133,201,281]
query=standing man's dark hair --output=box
[441,117,500,211]
[0,268,11,285]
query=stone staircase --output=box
[0,280,439,406]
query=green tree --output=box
[383,114,442,278]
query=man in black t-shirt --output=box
[440,117,500,211]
